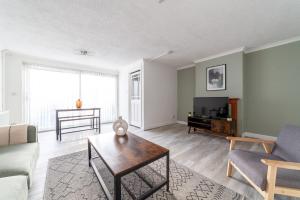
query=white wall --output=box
[143,60,177,130]
[4,51,118,123]
[118,60,143,123]
[119,59,177,130]
[4,51,178,129]
[0,50,3,111]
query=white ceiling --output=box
[1,0,300,69]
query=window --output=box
[24,64,118,131]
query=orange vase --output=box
[76,99,82,109]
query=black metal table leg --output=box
[166,152,170,192]
[99,116,101,133]
[56,111,58,140]
[88,140,91,167]
[114,176,121,200]
[59,121,62,141]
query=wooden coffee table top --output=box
[88,132,169,176]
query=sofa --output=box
[0,125,39,200]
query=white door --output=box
[129,71,141,127]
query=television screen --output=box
[193,97,229,118]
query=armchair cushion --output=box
[229,149,300,190]
[272,125,300,162]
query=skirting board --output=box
[242,132,277,141]
[176,120,187,125]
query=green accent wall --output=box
[244,41,300,136]
[177,67,195,122]
[177,40,300,137]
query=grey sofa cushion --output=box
[0,176,28,200]
[272,125,300,162]
[27,125,38,143]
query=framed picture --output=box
[206,64,226,91]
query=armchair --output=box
[226,125,300,200]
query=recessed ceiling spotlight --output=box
[74,49,94,56]
[80,50,88,56]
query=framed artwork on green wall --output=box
[206,64,226,91]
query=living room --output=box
[0,1,300,200]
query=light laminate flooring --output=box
[29,123,285,200]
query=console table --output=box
[56,108,101,141]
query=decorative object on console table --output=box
[76,98,82,109]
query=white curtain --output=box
[24,64,118,131]
[81,72,118,123]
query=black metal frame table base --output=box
[56,108,101,141]
[88,141,170,200]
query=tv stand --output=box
[187,98,239,137]
[188,116,235,136]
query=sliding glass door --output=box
[24,65,118,131]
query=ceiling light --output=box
[80,50,88,56]
[74,49,94,56]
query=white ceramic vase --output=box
[113,116,128,136]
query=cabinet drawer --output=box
[211,120,229,134]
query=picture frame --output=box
[206,64,226,91]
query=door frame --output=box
[128,70,142,128]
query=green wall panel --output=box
[244,41,300,136]
[177,67,195,122]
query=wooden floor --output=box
[29,123,270,200]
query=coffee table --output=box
[88,132,170,200]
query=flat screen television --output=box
[193,97,229,118]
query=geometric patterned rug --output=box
[44,150,246,200]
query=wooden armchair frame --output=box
[226,136,300,200]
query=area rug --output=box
[44,150,246,200]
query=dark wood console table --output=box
[56,108,101,141]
